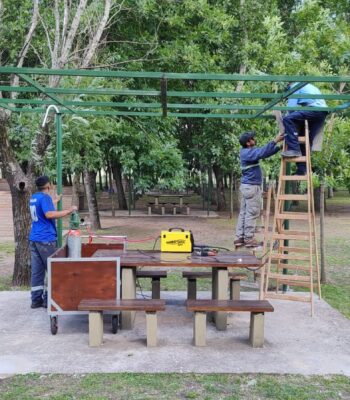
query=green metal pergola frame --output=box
[1,66,349,245]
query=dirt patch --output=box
[0,255,14,277]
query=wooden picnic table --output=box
[93,249,260,331]
[147,193,191,207]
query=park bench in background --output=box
[182,271,248,300]
[186,299,274,347]
[136,270,168,299]
[78,299,165,347]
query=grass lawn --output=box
[0,373,349,400]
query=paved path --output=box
[0,291,349,376]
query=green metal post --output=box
[128,175,132,216]
[283,162,292,292]
[56,112,63,247]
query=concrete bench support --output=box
[89,311,104,347]
[146,311,158,347]
[194,311,207,346]
[230,279,241,300]
[136,270,167,299]
[249,312,265,348]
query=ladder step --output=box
[279,230,315,237]
[267,273,310,282]
[275,264,314,272]
[281,175,308,181]
[279,246,310,253]
[283,156,307,163]
[278,194,309,201]
[264,292,311,302]
[271,254,310,261]
[276,212,309,220]
[298,137,306,143]
[272,233,310,241]
[277,280,312,288]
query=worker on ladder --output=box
[234,131,284,248]
[281,82,328,175]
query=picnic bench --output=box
[186,299,274,347]
[78,299,165,347]
[146,194,191,215]
[136,270,167,299]
[182,271,248,300]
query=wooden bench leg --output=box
[187,278,197,300]
[249,312,265,348]
[148,206,152,215]
[146,311,157,347]
[230,279,241,300]
[194,311,206,346]
[151,277,161,299]
[89,311,104,347]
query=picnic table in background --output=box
[146,193,192,215]
[147,193,191,207]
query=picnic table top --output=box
[92,249,261,268]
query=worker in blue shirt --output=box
[282,83,328,175]
[234,131,284,248]
[29,175,77,308]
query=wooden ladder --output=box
[261,122,321,315]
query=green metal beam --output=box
[0,103,16,112]
[0,97,333,112]
[1,66,350,83]
[253,82,308,118]
[18,73,75,114]
[1,85,350,101]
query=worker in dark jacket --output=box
[234,131,284,248]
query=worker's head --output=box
[35,175,51,192]
[239,131,256,148]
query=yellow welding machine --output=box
[160,228,193,253]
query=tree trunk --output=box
[71,172,81,209]
[111,160,127,210]
[212,163,226,211]
[0,119,34,285]
[327,186,334,198]
[83,169,101,230]
[11,185,32,285]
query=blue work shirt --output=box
[287,83,327,108]
[29,192,57,242]
[240,141,280,185]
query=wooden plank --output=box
[283,156,307,162]
[186,299,274,313]
[298,137,306,143]
[267,273,310,282]
[78,299,165,312]
[264,292,310,302]
[279,246,310,253]
[136,270,167,278]
[271,253,310,261]
[276,280,311,288]
[278,194,309,201]
[275,264,313,272]
[280,175,308,181]
[272,233,310,241]
[276,212,309,220]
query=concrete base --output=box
[89,311,104,347]
[146,312,157,347]
[0,291,349,375]
[230,280,241,301]
[194,312,206,346]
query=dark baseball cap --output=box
[239,131,256,147]
[35,175,50,188]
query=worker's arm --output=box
[45,206,77,219]
[242,133,284,162]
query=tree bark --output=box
[71,172,81,209]
[111,160,127,210]
[0,117,35,285]
[212,163,226,211]
[83,169,101,230]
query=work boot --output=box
[31,301,44,309]
[281,150,302,157]
[234,238,244,248]
[244,238,263,248]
